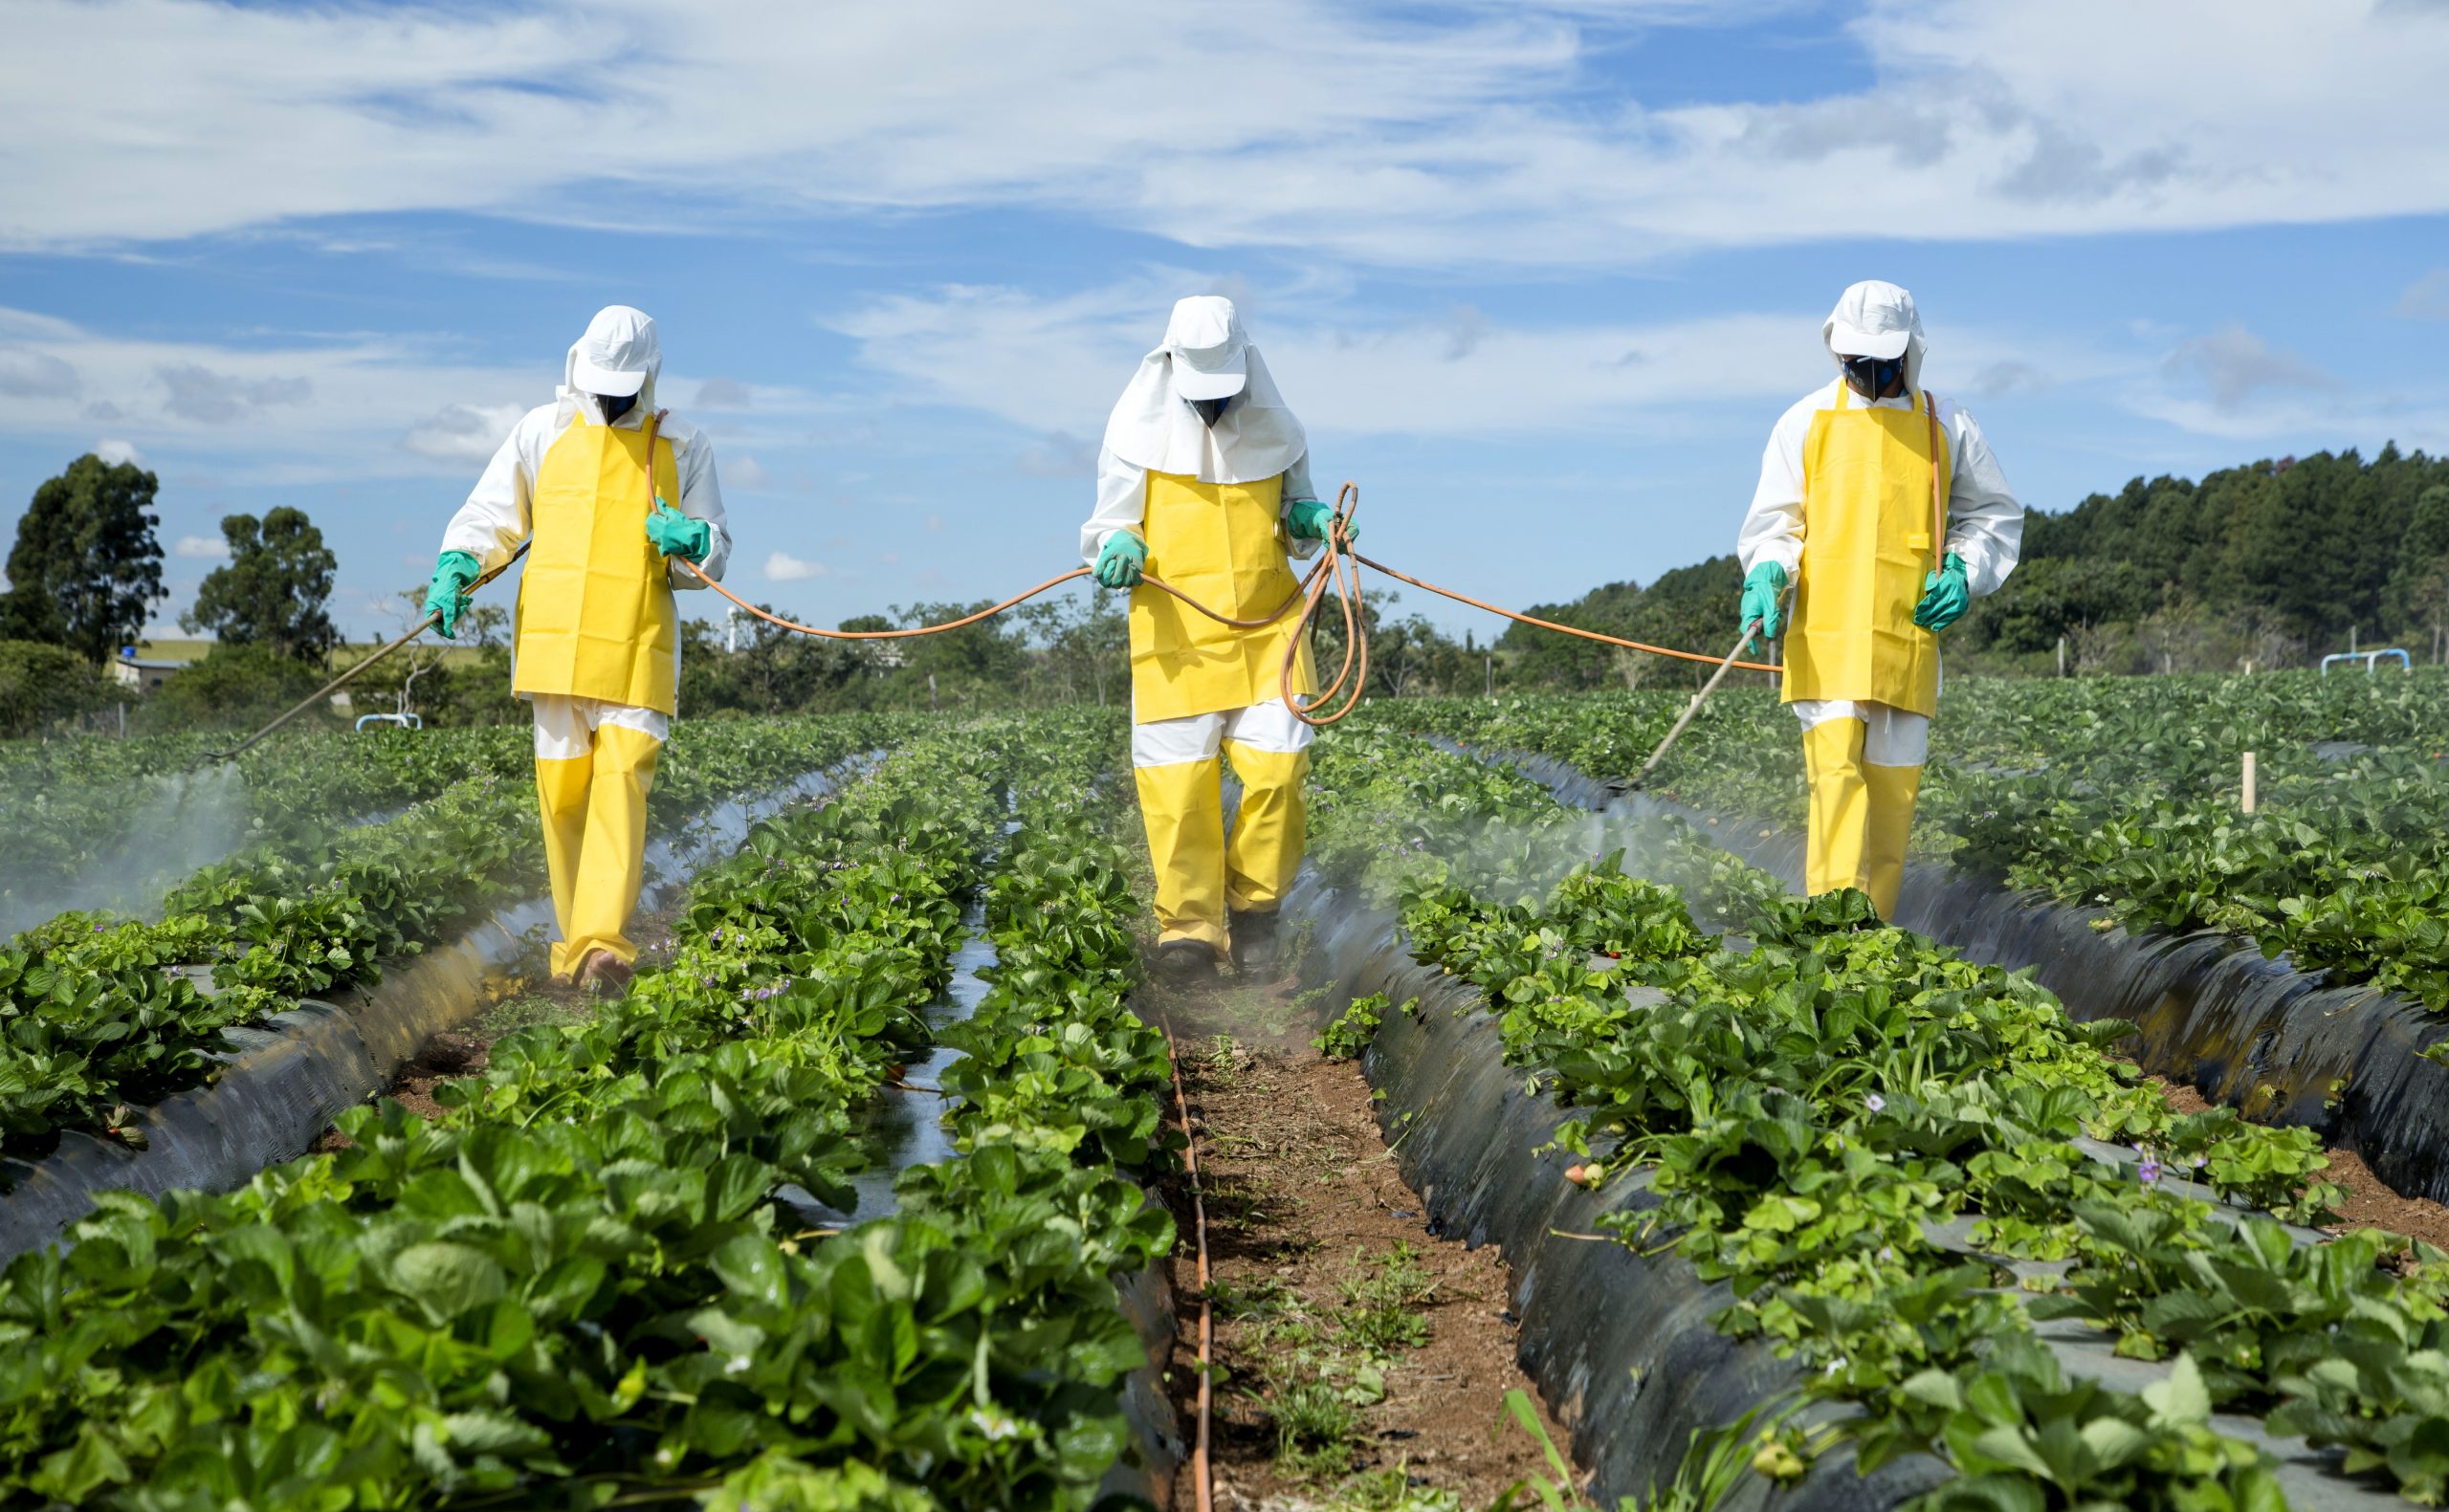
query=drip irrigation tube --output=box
[0,763,854,1265]
[1275,868,2411,1511]
[1465,742,2449,1208]
[1160,1020,1215,1512]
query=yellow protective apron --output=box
[514,410,682,714]
[1782,386,1950,718]
[1127,471,1317,722]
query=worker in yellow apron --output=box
[1734,281,2022,919]
[424,305,731,994]
[1082,296,1353,983]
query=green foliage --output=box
[1495,559,1744,693]
[1394,671,2449,1014]
[0,714,908,1154]
[0,453,165,665]
[179,507,340,663]
[1301,732,2441,1507]
[0,640,109,737]
[143,643,328,731]
[0,710,1178,1508]
[1314,991,1406,1059]
[1971,444,2449,663]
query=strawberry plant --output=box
[1303,731,2444,1507]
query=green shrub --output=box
[0,640,109,737]
[143,644,329,732]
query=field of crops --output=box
[3,679,2444,1511]
[1387,670,2449,1013]
[1299,722,2449,1510]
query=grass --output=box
[1336,1240,1436,1359]
[1217,1239,1447,1482]
[1320,1467,1467,1512]
[474,993,593,1037]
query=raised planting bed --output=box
[1289,727,2446,1511]
[0,712,1187,1511]
[1387,674,2449,1017]
[0,759,858,1264]
[1478,740,2449,1208]
[0,713,912,1165]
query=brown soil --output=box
[315,898,690,1149]
[2146,1073,2449,1251]
[1152,973,1578,1511]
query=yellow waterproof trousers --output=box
[1135,734,1309,956]
[536,723,662,975]
[1801,717,1923,919]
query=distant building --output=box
[108,649,185,693]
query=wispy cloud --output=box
[2161,323,2338,412]
[156,362,313,425]
[172,533,228,559]
[10,1,2449,267]
[764,549,824,581]
[400,402,526,464]
[2399,269,2449,320]
[829,273,2063,438]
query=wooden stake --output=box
[2242,751,2258,815]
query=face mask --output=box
[1190,396,1231,428]
[1841,355,1905,399]
[595,391,640,424]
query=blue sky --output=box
[5,0,2446,643]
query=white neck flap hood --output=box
[1822,279,1927,395]
[1102,296,1305,484]
[561,304,661,417]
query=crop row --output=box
[1379,671,2449,1014]
[0,710,1179,1509]
[0,713,913,1164]
[1,725,540,927]
[1306,728,2447,1509]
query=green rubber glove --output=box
[1738,560,1787,654]
[646,498,711,563]
[1286,498,1357,552]
[1094,532,1146,589]
[423,550,480,639]
[1914,552,1970,632]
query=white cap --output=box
[1822,279,1919,361]
[568,304,658,397]
[1161,295,1249,402]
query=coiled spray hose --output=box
[208,476,1781,762]
[668,482,1782,729]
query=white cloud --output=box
[2400,269,2449,320]
[1016,431,1099,479]
[0,347,77,399]
[400,402,526,463]
[93,437,143,466]
[726,453,771,490]
[1965,361,2051,399]
[156,362,312,425]
[2161,323,2337,412]
[764,550,825,581]
[173,533,229,559]
[829,274,2073,438]
[695,377,754,408]
[0,306,543,484]
[7,1,2449,267]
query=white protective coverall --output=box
[439,305,730,976]
[1736,281,2020,913]
[1082,296,1326,960]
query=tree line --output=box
[6,441,2446,736]
[1493,444,2449,688]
